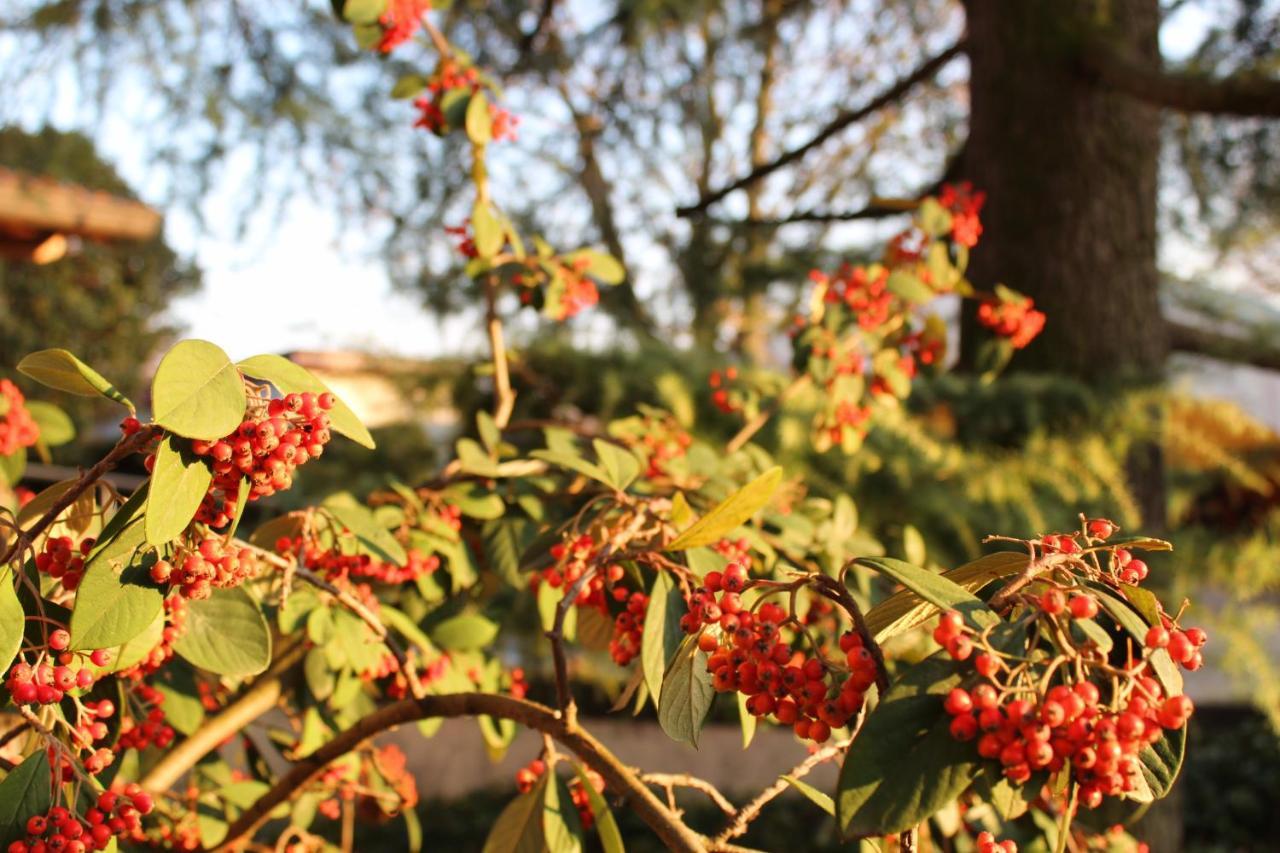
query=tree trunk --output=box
[962,0,1167,379]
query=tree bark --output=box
[962,0,1167,380]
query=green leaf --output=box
[574,764,624,853]
[145,435,213,545]
[657,634,713,747]
[0,451,24,487]
[25,401,74,446]
[917,198,952,237]
[836,654,979,837]
[17,348,132,409]
[855,556,1000,632]
[336,0,387,24]
[667,467,782,550]
[477,411,501,454]
[885,270,935,303]
[154,672,207,736]
[151,340,246,440]
[530,449,608,485]
[457,437,501,477]
[466,91,493,145]
[592,440,641,491]
[1139,724,1185,798]
[237,354,375,449]
[973,766,1042,821]
[430,613,499,651]
[543,774,583,853]
[641,572,685,705]
[783,776,835,816]
[472,201,503,259]
[0,751,52,848]
[173,587,272,677]
[483,518,531,588]
[70,531,163,651]
[1089,584,1182,695]
[110,604,165,672]
[864,552,1028,642]
[482,782,545,853]
[564,249,625,284]
[0,571,23,675]
[1102,536,1172,552]
[324,501,408,566]
[391,73,428,99]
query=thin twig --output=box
[712,740,847,846]
[640,772,736,815]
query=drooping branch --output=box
[216,693,705,853]
[676,39,966,218]
[0,426,158,565]
[1080,42,1280,117]
[711,738,847,846]
[1168,320,1280,372]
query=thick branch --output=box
[140,640,306,794]
[216,693,704,853]
[1081,43,1280,117]
[1168,320,1280,371]
[676,39,965,217]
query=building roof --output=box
[0,167,161,263]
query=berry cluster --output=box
[7,786,154,853]
[936,523,1205,809]
[974,831,1017,853]
[375,0,431,53]
[612,410,693,481]
[149,538,259,600]
[34,535,94,592]
[608,591,648,666]
[938,181,987,249]
[513,760,605,828]
[277,535,438,586]
[708,366,743,415]
[116,684,176,752]
[532,534,629,613]
[0,379,39,456]
[683,562,879,744]
[412,60,517,141]
[977,293,1046,350]
[810,265,894,331]
[5,639,109,706]
[183,390,336,528]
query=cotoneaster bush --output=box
[0,4,1196,853]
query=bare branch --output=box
[712,739,846,846]
[140,640,307,793]
[216,693,705,853]
[1081,42,1280,117]
[1168,319,1280,371]
[676,39,966,218]
[640,772,736,815]
[1,426,159,565]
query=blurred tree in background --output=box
[2,0,1279,719]
[0,127,201,423]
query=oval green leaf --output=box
[0,751,52,848]
[657,634,713,747]
[430,613,499,651]
[641,572,685,705]
[17,348,133,409]
[145,435,213,545]
[667,466,782,551]
[151,340,246,440]
[173,586,272,677]
[25,401,75,446]
[0,571,23,675]
[69,528,163,651]
[236,354,375,449]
